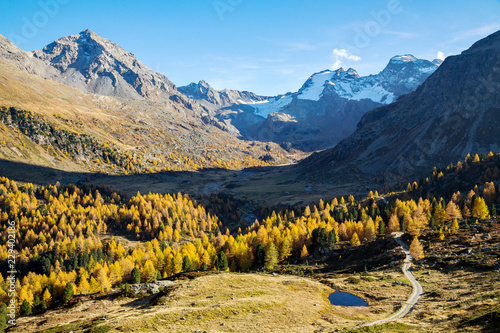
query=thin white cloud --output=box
[450,22,500,43]
[437,51,445,61]
[382,30,420,39]
[332,48,361,69]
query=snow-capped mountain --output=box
[300,29,500,182]
[187,54,439,151]
[262,54,438,113]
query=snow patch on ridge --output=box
[298,70,335,101]
[390,54,418,63]
[327,81,396,104]
[249,95,293,117]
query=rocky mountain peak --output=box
[383,54,437,73]
[178,80,266,110]
[344,68,360,78]
[179,80,218,99]
[29,29,181,102]
[198,80,210,87]
[81,28,97,37]
[378,54,439,97]
[389,54,418,64]
[320,68,361,81]
[35,29,143,74]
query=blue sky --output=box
[1,0,500,95]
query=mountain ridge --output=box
[32,29,177,101]
[178,79,268,110]
[0,29,210,119]
[182,55,439,150]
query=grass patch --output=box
[346,322,416,332]
[87,325,112,333]
[457,304,500,332]
[39,322,88,333]
[38,320,110,333]
[425,291,441,298]
[346,276,361,284]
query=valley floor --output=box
[0,158,365,211]
[13,264,499,333]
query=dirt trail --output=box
[362,232,423,327]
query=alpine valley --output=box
[0,24,499,333]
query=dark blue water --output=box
[328,291,368,307]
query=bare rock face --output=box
[179,80,267,110]
[0,33,59,78]
[301,29,500,182]
[32,29,177,102]
[0,30,208,119]
[255,92,382,151]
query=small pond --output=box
[328,291,368,307]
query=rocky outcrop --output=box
[129,280,176,295]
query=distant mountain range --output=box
[299,29,500,183]
[181,55,440,151]
[178,80,267,109]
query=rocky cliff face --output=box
[178,80,267,110]
[0,33,59,77]
[301,30,500,182]
[32,29,178,101]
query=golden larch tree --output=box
[409,237,424,261]
[472,198,490,219]
[387,213,400,233]
[451,219,459,234]
[300,245,309,259]
[264,242,279,270]
[351,232,361,247]
[445,201,462,221]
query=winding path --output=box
[362,232,423,327]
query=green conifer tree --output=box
[182,255,191,272]
[131,267,141,284]
[63,283,74,304]
[20,299,31,316]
